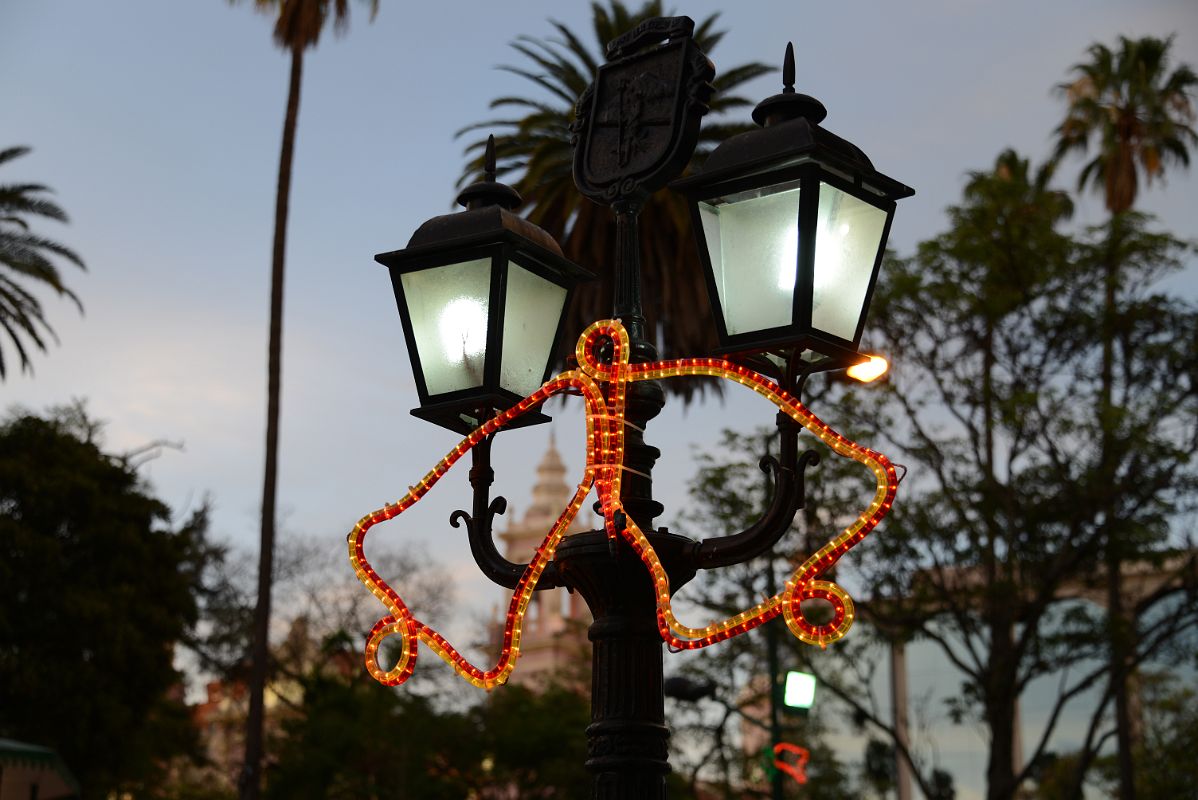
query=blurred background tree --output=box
[1052,35,1198,798]
[264,661,481,800]
[0,404,220,797]
[665,428,878,798]
[846,152,1198,800]
[260,652,591,800]
[468,682,591,798]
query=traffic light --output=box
[783,670,817,711]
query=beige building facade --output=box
[494,434,593,691]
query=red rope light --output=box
[773,742,811,785]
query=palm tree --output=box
[1054,35,1197,214]
[230,2,378,798]
[458,1,771,400]
[0,146,85,378]
[1053,35,1196,800]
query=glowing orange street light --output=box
[846,354,888,383]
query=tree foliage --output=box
[263,659,591,799]
[0,406,219,796]
[1125,674,1198,799]
[1032,672,1198,800]
[469,682,591,798]
[264,666,479,800]
[1052,34,1197,798]
[0,146,86,378]
[847,151,1198,800]
[665,428,876,798]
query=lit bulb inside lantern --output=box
[776,223,799,291]
[812,221,851,305]
[438,296,487,371]
[846,355,888,383]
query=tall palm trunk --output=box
[240,42,304,800]
[984,628,1019,800]
[1100,217,1136,800]
[981,320,1019,800]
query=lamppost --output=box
[356,16,911,799]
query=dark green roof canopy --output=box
[0,738,80,797]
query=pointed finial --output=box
[751,43,828,127]
[484,134,497,183]
[782,43,796,94]
[456,133,522,210]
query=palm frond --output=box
[487,96,565,116]
[6,232,86,271]
[0,186,70,224]
[548,20,599,76]
[0,314,36,378]
[512,35,593,95]
[502,49,583,104]
[695,28,725,55]
[0,146,85,378]
[714,62,773,91]
[456,118,536,140]
[0,147,32,166]
[234,0,376,51]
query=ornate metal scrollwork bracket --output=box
[449,432,563,591]
[686,407,822,571]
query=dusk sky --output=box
[3,2,1196,795]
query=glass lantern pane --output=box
[500,263,568,397]
[699,181,801,336]
[400,258,492,395]
[812,183,888,341]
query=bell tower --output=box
[496,433,593,689]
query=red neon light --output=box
[774,742,811,785]
[348,320,899,689]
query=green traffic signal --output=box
[784,670,816,709]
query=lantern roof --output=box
[403,204,566,258]
[382,135,583,274]
[674,44,914,203]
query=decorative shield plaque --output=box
[572,16,715,208]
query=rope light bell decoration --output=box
[348,317,898,688]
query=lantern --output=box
[673,44,913,373]
[376,137,593,434]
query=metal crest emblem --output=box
[572,17,714,208]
